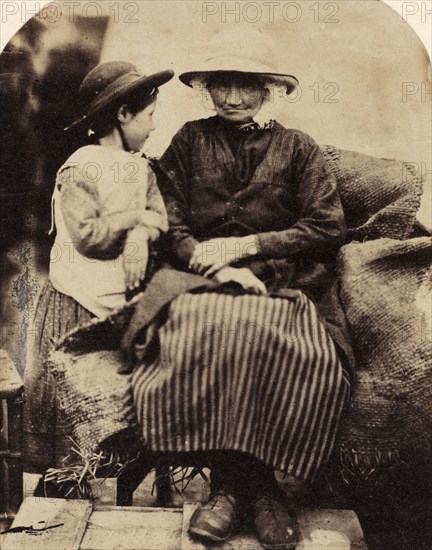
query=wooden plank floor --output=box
[182,503,367,550]
[181,503,261,550]
[3,497,367,550]
[2,498,92,550]
[296,508,367,550]
[81,506,183,550]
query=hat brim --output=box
[179,70,299,95]
[65,69,174,132]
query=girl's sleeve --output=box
[59,166,145,259]
[256,134,346,262]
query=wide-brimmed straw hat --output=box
[65,61,174,131]
[179,53,299,95]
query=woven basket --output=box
[337,236,432,471]
[48,297,142,457]
[322,146,423,241]
[49,347,139,457]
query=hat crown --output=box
[203,32,278,73]
[65,61,174,132]
[179,31,298,95]
[199,54,279,75]
[79,61,140,106]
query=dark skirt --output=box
[133,290,351,481]
[23,279,94,473]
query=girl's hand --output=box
[189,235,259,276]
[213,266,266,295]
[122,226,149,290]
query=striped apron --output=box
[132,290,350,481]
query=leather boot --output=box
[188,490,239,542]
[188,452,249,542]
[252,490,299,549]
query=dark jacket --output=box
[155,116,354,378]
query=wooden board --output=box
[2,497,92,550]
[80,506,183,550]
[182,503,265,550]
[296,508,367,549]
[181,503,367,550]
[3,499,367,550]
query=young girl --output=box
[24,60,173,474]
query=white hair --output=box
[190,76,289,128]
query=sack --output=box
[337,237,432,471]
[322,146,423,241]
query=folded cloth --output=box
[120,264,214,353]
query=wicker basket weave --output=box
[337,236,432,471]
[322,146,423,241]
[48,297,142,457]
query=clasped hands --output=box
[189,236,266,295]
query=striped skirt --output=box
[132,290,350,481]
[24,279,94,473]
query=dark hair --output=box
[89,87,158,139]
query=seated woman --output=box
[131,54,354,549]
[23,61,173,475]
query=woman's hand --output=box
[189,235,259,276]
[213,266,267,295]
[122,226,149,290]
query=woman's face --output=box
[208,74,265,123]
[122,99,157,151]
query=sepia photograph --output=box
[1,1,431,548]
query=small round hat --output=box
[65,61,174,131]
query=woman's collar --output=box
[215,116,275,132]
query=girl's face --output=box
[208,74,265,123]
[122,99,157,151]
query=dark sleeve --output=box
[257,133,346,262]
[142,166,169,241]
[59,166,143,259]
[155,124,199,269]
